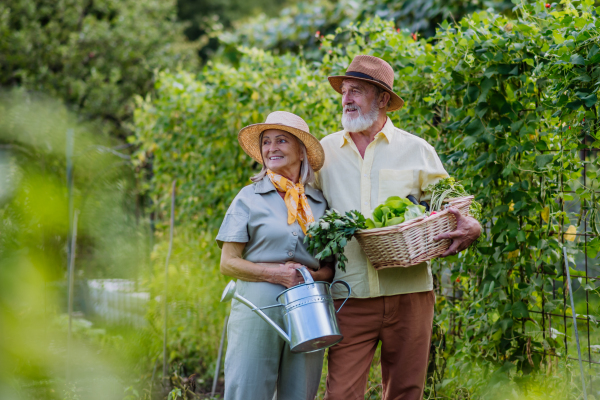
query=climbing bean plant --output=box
[315,0,600,385]
[134,0,600,394]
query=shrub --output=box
[0,0,195,140]
[218,0,514,61]
[135,1,600,396]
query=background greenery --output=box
[0,0,196,141]
[134,0,600,398]
[2,0,600,399]
[217,0,514,61]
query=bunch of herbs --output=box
[305,209,366,272]
[425,177,482,221]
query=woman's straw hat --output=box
[328,55,405,112]
[238,111,325,171]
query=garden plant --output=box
[2,0,600,399]
[134,0,600,397]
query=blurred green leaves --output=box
[219,0,514,61]
[0,93,149,398]
[0,0,196,141]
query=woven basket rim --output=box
[356,195,473,237]
[354,195,474,270]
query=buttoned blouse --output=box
[216,176,327,270]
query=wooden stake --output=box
[211,314,229,397]
[163,181,176,382]
[66,209,79,381]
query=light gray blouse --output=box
[216,177,327,270]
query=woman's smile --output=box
[261,129,303,181]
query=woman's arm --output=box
[220,242,303,288]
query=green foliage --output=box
[305,209,366,271]
[135,0,600,395]
[312,3,600,391]
[219,0,514,61]
[176,0,289,60]
[133,49,339,231]
[0,94,147,398]
[0,91,144,279]
[145,230,228,383]
[0,0,195,140]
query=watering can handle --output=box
[297,266,315,284]
[331,280,352,313]
[251,303,284,311]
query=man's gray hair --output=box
[250,133,315,185]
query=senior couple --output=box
[216,55,481,400]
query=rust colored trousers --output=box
[324,291,435,400]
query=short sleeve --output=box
[215,192,250,248]
[419,145,449,202]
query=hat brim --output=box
[238,123,325,172]
[328,76,405,112]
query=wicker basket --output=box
[354,196,474,270]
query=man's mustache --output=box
[343,104,360,113]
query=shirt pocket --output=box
[378,169,414,204]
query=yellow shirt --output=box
[314,117,448,299]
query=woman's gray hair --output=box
[250,132,315,185]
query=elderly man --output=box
[314,55,481,400]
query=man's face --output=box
[341,79,377,120]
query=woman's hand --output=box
[220,242,326,288]
[283,261,335,284]
[269,262,305,288]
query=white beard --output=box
[341,100,380,133]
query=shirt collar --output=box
[340,117,396,147]
[253,175,323,203]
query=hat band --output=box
[345,71,392,91]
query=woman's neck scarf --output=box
[266,170,315,234]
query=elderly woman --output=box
[216,111,333,400]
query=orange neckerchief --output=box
[266,170,315,234]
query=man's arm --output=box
[419,145,482,256]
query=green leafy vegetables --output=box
[365,196,426,229]
[425,177,482,221]
[306,178,480,271]
[304,209,366,272]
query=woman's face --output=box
[261,129,303,178]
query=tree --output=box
[0,0,195,142]
[176,0,290,60]
[219,0,514,61]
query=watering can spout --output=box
[220,281,291,344]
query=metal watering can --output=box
[220,267,351,353]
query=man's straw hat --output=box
[328,55,404,112]
[238,111,325,171]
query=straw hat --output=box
[238,111,325,171]
[328,55,405,112]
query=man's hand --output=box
[433,207,481,257]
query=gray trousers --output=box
[224,281,324,400]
